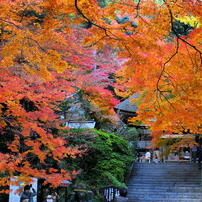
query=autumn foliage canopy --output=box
[0,0,201,189]
[0,0,120,189]
[67,0,201,144]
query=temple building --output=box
[60,93,96,129]
[114,94,198,162]
[114,94,152,153]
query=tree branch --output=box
[0,18,22,29]
[164,0,202,64]
[135,0,142,18]
[75,0,108,35]
[157,37,179,92]
[74,0,120,40]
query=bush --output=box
[63,129,134,190]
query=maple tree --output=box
[0,0,121,191]
[60,0,202,145]
[1,0,201,192]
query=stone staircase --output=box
[127,162,202,202]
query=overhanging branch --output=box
[164,0,202,64]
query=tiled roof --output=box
[114,94,138,112]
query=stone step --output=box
[132,170,200,173]
[128,178,201,182]
[127,196,202,200]
[133,165,199,169]
[131,170,201,176]
[132,169,200,172]
[133,165,199,168]
[133,168,200,170]
[133,168,200,171]
[128,183,202,186]
[127,162,202,201]
[127,183,201,186]
[128,200,202,202]
[127,196,202,199]
[128,176,201,179]
[127,192,202,198]
[128,189,202,193]
[134,162,197,165]
[128,197,202,201]
[132,171,200,174]
[129,175,201,178]
[135,165,200,166]
[127,185,202,190]
[130,175,201,178]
